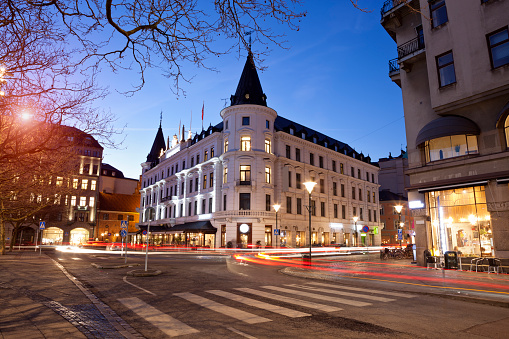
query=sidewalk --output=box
[0,250,141,339]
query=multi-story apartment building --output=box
[138,53,381,248]
[96,164,140,243]
[381,0,509,263]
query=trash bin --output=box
[444,251,458,269]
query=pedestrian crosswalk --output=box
[119,283,415,337]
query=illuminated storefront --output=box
[427,186,492,256]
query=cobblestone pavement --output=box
[0,250,143,339]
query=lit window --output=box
[91,180,97,190]
[265,138,271,153]
[56,177,63,186]
[240,165,251,183]
[81,179,88,190]
[223,167,228,184]
[89,197,95,207]
[425,135,478,162]
[430,0,448,28]
[211,147,214,157]
[80,196,86,206]
[241,136,251,151]
[203,174,207,189]
[265,167,271,183]
[204,150,208,161]
[72,179,79,189]
[224,139,229,152]
[437,51,456,87]
[488,28,509,69]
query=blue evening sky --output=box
[98,1,405,179]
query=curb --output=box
[126,269,162,277]
[91,263,141,269]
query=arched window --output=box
[424,135,478,162]
[505,115,509,148]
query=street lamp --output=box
[303,181,317,261]
[273,204,281,248]
[353,216,358,246]
[395,204,403,248]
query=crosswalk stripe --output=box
[235,288,342,312]
[262,286,372,307]
[286,284,395,302]
[307,282,416,298]
[207,290,311,318]
[174,292,271,324]
[118,297,199,337]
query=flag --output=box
[201,101,204,130]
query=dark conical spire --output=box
[146,123,166,164]
[230,52,267,106]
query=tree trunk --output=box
[0,218,5,255]
[9,228,18,252]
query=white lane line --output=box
[307,282,416,298]
[174,292,271,324]
[235,288,342,313]
[118,297,199,337]
[286,284,395,302]
[122,276,157,296]
[262,286,371,307]
[226,326,258,339]
[207,290,310,318]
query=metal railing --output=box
[214,210,275,218]
[381,0,408,18]
[389,58,400,74]
[397,36,425,59]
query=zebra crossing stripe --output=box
[262,286,372,307]
[286,284,395,302]
[118,297,199,337]
[207,290,311,318]
[307,282,416,298]
[174,292,272,324]
[235,288,342,312]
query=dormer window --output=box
[313,137,317,144]
[324,141,328,148]
[301,132,306,139]
[289,128,294,135]
[335,145,338,151]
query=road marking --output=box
[122,276,156,296]
[235,288,342,312]
[307,282,416,298]
[286,284,395,302]
[207,290,311,318]
[174,292,271,324]
[118,297,198,337]
[226,327,258,339]
[262,286,371,307]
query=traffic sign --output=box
[274,229,280,235]
[397,228,403,240]
[120,229,127,237]
[39,221,45,230]
[120,220,128,229]
[107,232,111,236]
[362,225,369,233]
[142,230,147,235]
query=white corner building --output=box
[138,54,381,249]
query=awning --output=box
[417,180,488,193]
[415,115,480,146]
[138,220,217,234]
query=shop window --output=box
[488,27,509,69]
[425,134,478,162]
[430,0,448,28]
[437,51,456,87]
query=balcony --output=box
[388,58,401,87]
[160,195,174,203]
[236,180,252,186]
[214,210,275,218]
[381,0,407,18]
[381,0,419,41]
[396,35,425,71]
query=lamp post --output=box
[144,207,155,272]
[273,204,281,248]
[395,204,403,248]
[353,216,358,247]
[303,181,317,261]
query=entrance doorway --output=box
[70,228,89,246]
[42,227,63,245]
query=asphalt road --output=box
[46,250,509,339]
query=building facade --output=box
[381,0,509,263]
[138,54,381,248]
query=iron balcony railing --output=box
[381,0,407,18]
[397,35,425,59]
[389,58,400,74]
